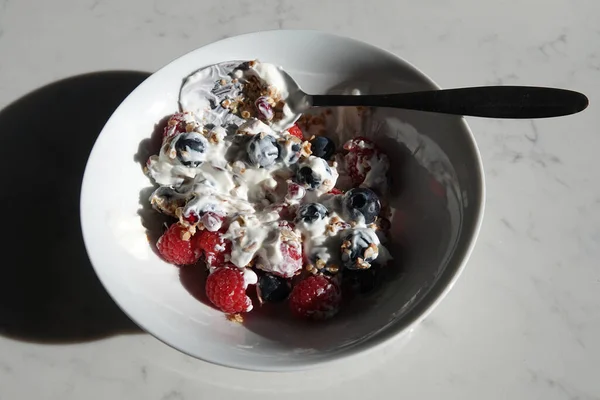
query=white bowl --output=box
[80,30,485,371]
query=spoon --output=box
[180,62,589,128]
[281,74,589,119]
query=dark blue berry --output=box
[343,267,384,294]
[294,157,333,190]
[175,132,208,167]
[257,274,291,303]
[310,136,335,159]
[277,141,301,166]
[341,229,379,270]
[247,134,279,168]
[343,188,381,224]
[296,166,321,189]
[296,203,329,223]
[289,143,301,163]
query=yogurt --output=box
[146,60,392,280]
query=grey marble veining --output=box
[1,0,599,399]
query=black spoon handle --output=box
[310,86,589,118]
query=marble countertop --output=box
[1,0,599,399]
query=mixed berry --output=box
[144,61,398,321]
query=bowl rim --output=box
[80,29,486,371]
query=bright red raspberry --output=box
[205,265,254,313]
[183,211,199,225]
[289,275,341,320]
[328,188,344,195]
[287,124,304,140]
[163,112,189,138]
[195,229,232,268]
[156,223,201,266]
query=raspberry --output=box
[205,265,255,313]
[289,275,341,320]
[281,239,302,268]
[163,112,189,138]
[195,229,231,268]
[264,203,295,220]
[271,232,302,277]
[344,151,368,186]
[182,210,226,231]
[287,124,304,140]
[285,181,306,203]
[156,223,201,266]
[328,188,343,195]
[279,206,295,221]
[255,223,302,278]
[343,137,381,187]
[183,211,199,225]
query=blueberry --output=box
[343,267,384,294]
[340,228,379,270]
[247,134,279,168]
[296,166,321,189]
[278,141,301,166]
[175,132,208,167]
[310,136,335,159]
[289,143,301,164]
[296,203,329,223]
[294,157,334,190]
[343,188,381,224]
[257,274,291,303]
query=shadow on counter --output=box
[0,72,149,343]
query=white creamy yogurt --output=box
[246,62,290,99]
[179,60,300,132]
[148,60,392,283]
[361,151,390,193]
[179,61,245,128]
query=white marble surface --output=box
[1,0,599,399]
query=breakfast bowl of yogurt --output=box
[80,30,485,371]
